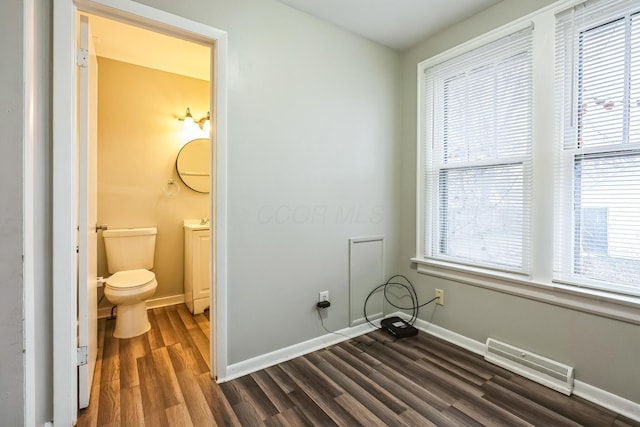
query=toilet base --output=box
[113,301,151,339]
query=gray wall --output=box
[136,0,402,364]
[0,0,26,425]
[33,0,54,423]
[398,0,640,404]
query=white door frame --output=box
[52,1,228,424]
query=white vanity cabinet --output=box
[184,221,210,314]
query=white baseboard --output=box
[97,294,185,319]
[574,380,640,422]
[221,321,378,382]
[408,315,486,356]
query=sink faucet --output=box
[200,218,210,225]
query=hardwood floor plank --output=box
[285,390,338,426]
[146,308,165,350]
[414,332,511,379]
[166,308,210,373]
[118,336,139,389]
[165,403,195,427]
[175,366,217,425]
[137,354,170,427]
[233,374,280,420]
[219,379,243,406]
[397,407,439,427]
[166,343,189,373]
[358,338,462,404]
[194,311,210,339]
[177,304,199,330]
[482,378,584,427]
[368,368,453,422]
[263,413,291,427]
[614,415,640,427]
[231,400,266,427]
[120,386,145,426]
[307,350,409,425]
[278,406,315,427]
[151,346,185,408]
[327,343,376,376]
[441,405,487,427]
[96,379,120,427]
[414,343,490,386]
[154,307,178,346]
[502,373,618,426]
[318,349,408,414]
[334,393,389,427]
[251,369,295,413]
[452,396,535,427]
[196,372,243,427]
[100,319,120,384]
[281,356,344,399]
[414,357,486,398]
[278,357,360,425]
[263,365,299,394]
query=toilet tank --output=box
[102,227,157,274]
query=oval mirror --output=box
[176,138,210,193]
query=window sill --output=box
[411,257,640,325]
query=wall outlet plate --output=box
[319,290,329,302]
[435,289,444,306]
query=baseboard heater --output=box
[485,338,574,395]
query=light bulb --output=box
[183,108,197,131]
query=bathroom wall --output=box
[96,57,210,304]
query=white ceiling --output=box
[87,14,211,81]
[276,0,502,51]
[87,0,501,78]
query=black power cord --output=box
[364,274,438,329]
[315,305,353,341]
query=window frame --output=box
[554,8,640,296]
[413,0,640,325]
[423,26,534,276]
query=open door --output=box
[77,14,99,409]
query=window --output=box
[417,0,640,312]
[555,0,640,296]
[422,27,533,274]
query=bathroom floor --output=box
[77,304,238,426]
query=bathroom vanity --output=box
[183,220,210,314]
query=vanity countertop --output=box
[183,219,210,230]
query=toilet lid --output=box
[106,269,155,289]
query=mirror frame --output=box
[176,138,211,193]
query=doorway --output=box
[52,1,228,425]
[80,9,213,406]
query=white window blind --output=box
[555,0,640,295]
[423,26,533,274]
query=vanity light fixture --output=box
[180,107,210,133]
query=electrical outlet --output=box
[319,291,329,302]
[435,289,444,306]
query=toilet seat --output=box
[106,269,155,290]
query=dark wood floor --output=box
[78,304,640,426]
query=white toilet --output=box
[103,227,158,339]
